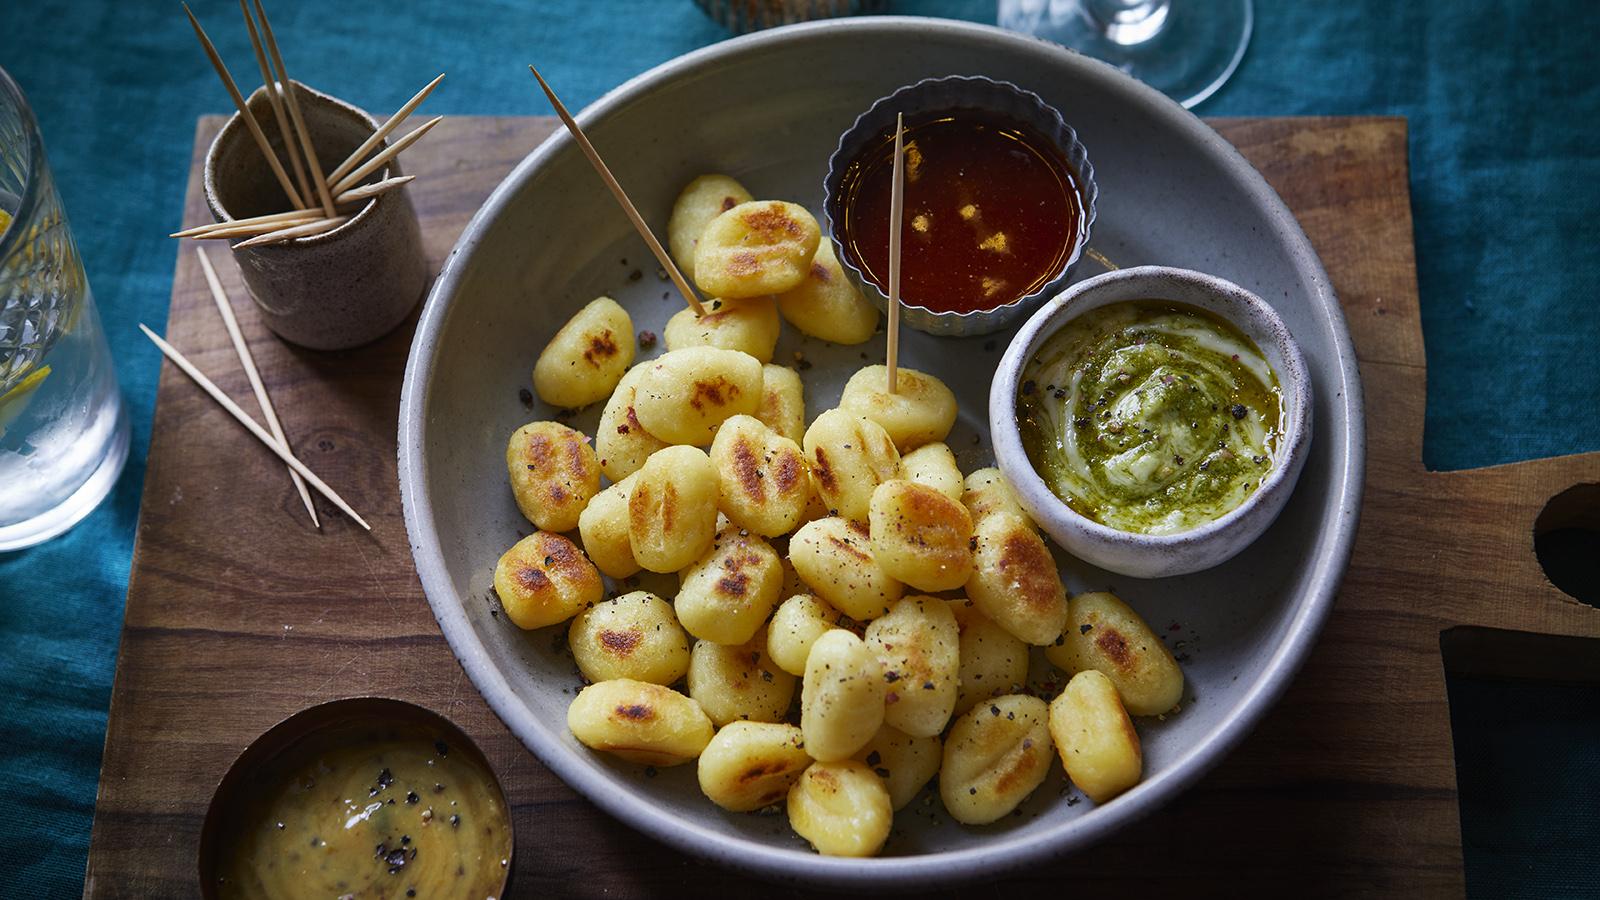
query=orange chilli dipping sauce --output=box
[832,110,1086,314]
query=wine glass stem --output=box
[1079,0,1171,46]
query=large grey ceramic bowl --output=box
[399,17,1364,889]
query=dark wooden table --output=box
[83,115,1600,897]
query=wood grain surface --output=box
[83,115,1600,898]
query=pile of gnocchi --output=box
[492,175,1185,858]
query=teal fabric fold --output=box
[1,1,1595,894]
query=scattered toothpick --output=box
[195,247,320,528]
[886,112,905,395]
[528,64,706,316]
[140,323,370,531]
[183,3,304,209]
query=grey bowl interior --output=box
[399,17,1364,889]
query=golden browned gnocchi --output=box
[853,724,942,811]
[693,200,821,299]
[864,597,959,737]
[667,174,754,282]
[947,598,1031,716]
[567,678,714,766]
[899,441,963,501]
[767,593,853,677]
[532,296,635,409]
[595,365,671,481]
[939,694,1054,825]
[802,408,901,523]
[755,363,806,444]
[675,527,783,645]
[1049,670,1142,804]
[632,347,764,446]
[664,296,781,363]
[686,631,797,726]
[568,592,691,685]
[800,629,886,761]
[837,365,958,451]
[772,239,879,345]
[966,512,1069,646]
[787,760,893,858]
[492,532,603,630]
[506,421,601,533]
[576,473,639,579]
[789,517,903,621]
[708,415,811,537]
[867,480,974,592]
[697,721,809,812]
[627,445,720,573]
[1045,592,1184,716]
[962,466,1034,528]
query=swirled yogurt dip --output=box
[1017,300,1282,535]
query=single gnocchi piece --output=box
[664,296,781,363]
[789,517,903,621]
[632,347,765,446]
[787,760,893,858]
[939,694,1054,825]
[627,445,720,573]
[506,421,601,533]
[767,593,853,677]
[667,174,754,282]
[1049,670,1142,804]
[686,630,797,726]
[854,724,942,811]
[773,239,879,345]
[675,528,783,645]
[966,512,1069,646]
[868,480,974,592]
[532,296,635,408]
[1045,592,1184,716]
[755,363,806,444]
[837,365,957,451]
[947,598,1031,716]
[697,721,810,812]
[802,408,901,523]
[576,473,640,579]
[864,597,960,738]
[800,629,886,762]
[568,592,691,686]
[899,441,963,501]
[492,532,603,630]
[693,200,821,299]
[566,678,714,767]
[708,415,811,537]
[962,466,1034,528]
[595,365,671,482]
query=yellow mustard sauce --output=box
[1018,300,1282,535]
[216,723,510,900]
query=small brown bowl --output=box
[198,697,513,899]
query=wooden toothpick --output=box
[171,176,416,239]
[251,0,337,217]
[328,116,440,196]
[325,74,445,187]
[238,0,311,205]
[233,214,348,248]
[195,248,320,528]
[182,3,304,209]
[528,64,706,316]
[886,112,905,395]
[139,324,370,531]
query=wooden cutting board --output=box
[83,115,1600,897]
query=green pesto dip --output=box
[1017,300,1282,535]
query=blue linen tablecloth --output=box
[1,1,1596,895]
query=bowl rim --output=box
[398,15,1365,888]
[821,73,1099,333]
[989,264,1313,554]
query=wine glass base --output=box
[1001,0,1253,109]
